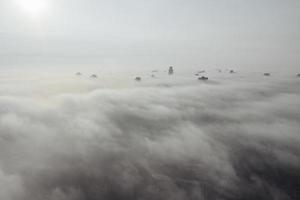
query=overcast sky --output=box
[0,0,299,70]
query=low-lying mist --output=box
[0,69,300,200]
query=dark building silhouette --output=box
[168,66,174,75]
[90,74,98,78]
[198,76,208,81]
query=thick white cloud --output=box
[0,71,300,200]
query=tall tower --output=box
[168,66,174,75]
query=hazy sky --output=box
[0,0,299,70]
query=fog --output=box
[0,68,299,200]
[1,0,300,70]
[1,0,300,199]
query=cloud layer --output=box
[0,73,300,200]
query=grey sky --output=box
[0,0,299,70]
